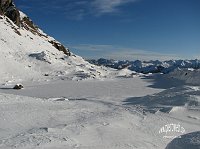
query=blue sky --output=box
[15,0,200,60]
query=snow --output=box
[169,68,200,85]
[88,58,200,74]
[19,11,27,20]
[0,75,200,149]
[0,11,200,149]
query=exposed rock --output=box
[49,40,71,56]
[0,0,20,26]
[44,74,49,76]
[13,84,24,90]
[22,16,37,30]
[5,5,20,26]
[0,0,11,13]
[20,16,42,36]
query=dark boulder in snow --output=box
[44,73,49,76]
[13,84,24,90]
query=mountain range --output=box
[88,58,200,74]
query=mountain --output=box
[1,0,199,85]
[0,0,71,55]
[0,0,116,84]
[88,58,200,74]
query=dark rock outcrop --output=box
[13,84,24,90]
[49,40,71,56]
[0,0,20,26]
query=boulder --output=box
[13,84,24,90]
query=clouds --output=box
[16,0,138,20]
[68,44,180,60]
[92,0,137,15]
[106,50,180,61]
[70,44,114,51]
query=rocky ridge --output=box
[0,0,70,56]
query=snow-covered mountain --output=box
[0,0,117,83]
[88,58,200,74]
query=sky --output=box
[14,0,200,60]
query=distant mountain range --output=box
[87,58,200,74]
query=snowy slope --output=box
[169,68,200,85]
[0,13,121,84]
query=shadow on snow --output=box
[165,131,200,149]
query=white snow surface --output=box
[169,68,200,85]
[0,75,200,149]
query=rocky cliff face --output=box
[0,0,71,56]
[0,0,20,26]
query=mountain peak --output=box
[0,0,71,56]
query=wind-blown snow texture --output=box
[0,77,200,149]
